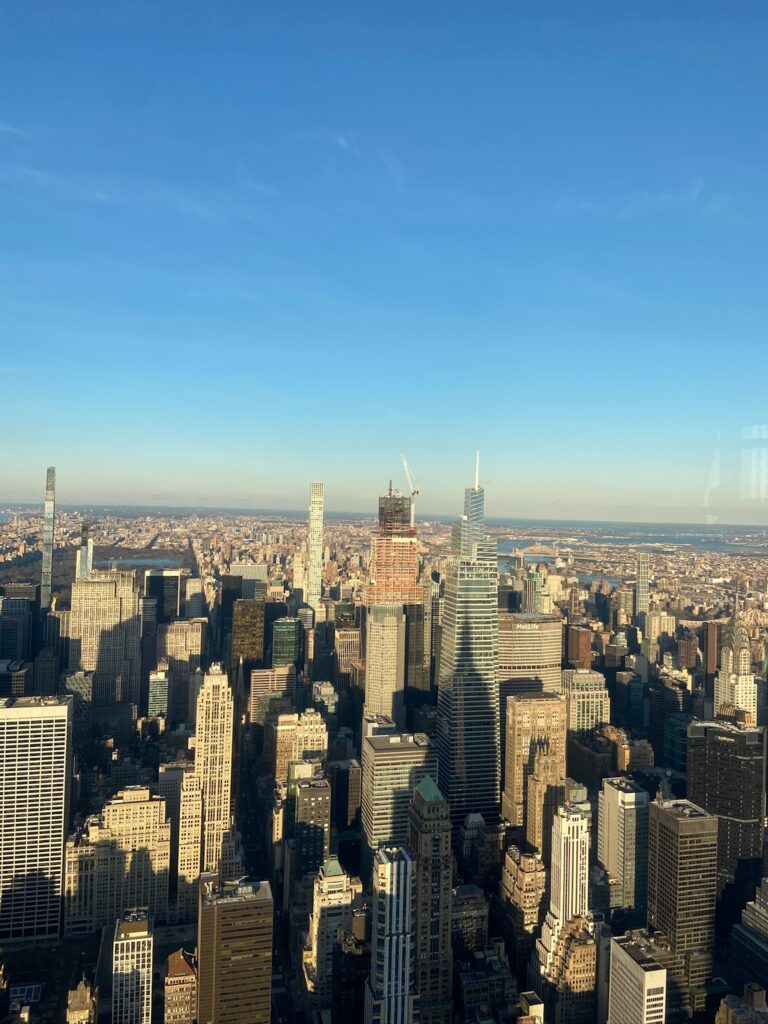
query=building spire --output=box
[474,450,480,490]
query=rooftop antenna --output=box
[474,450,480,490]
[400,454,419,529]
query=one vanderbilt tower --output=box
[436,454,500,829]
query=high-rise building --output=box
[406,777,453,1024]
[498,612,563,696]
[365,485,423,606]
[562,668,610,738]
[144,569,182,624]
[523,571,543,614]
[607,935,666,1024]
[525,748,566,864]
[499,846,547,978]
[597,777,649,915]
[156,618,206,725]
[266,708,328,785]
[715,602,756,721]
[361,723,438,872]
[687,719,765,910]
[112,911,153,1024]
[0,695,72,943]
[65,785,170,933]
[230,599,265,677]
[501,693,566,826]
[531,805,591,994]
[41,466,56,610]
[75,522,93,581]
[197,876,273,1024]
[365,847,418,1024]
[68,570,142,708]
[272,616,303,669]
[364,604,406,727]
[728,878,768,993]
[634,553,650,618]
[566,625,593,670]
[437,467,500,828]
[148,666,170,718]
[164,949,197,1024]
[176,770,203,924]
[303,857,362,1008]
[307,483,324,614]
[194,665,234,875]
[249,665,296,724]
[647,798,718,1014]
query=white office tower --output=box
[714,600,756,720]
[112,911,153,1024]
[307,482,324,613]
[634,553,650,618]
[361,719,438,875]
[598,777,649,915]
[365,604,406,727]
[303,857,362,1008]
[0,696,72,943]
[194,664,234,874]
[608,935,666,1024]
[532,804,590,978]
[437,460,500,828]
[365,847,418,1024]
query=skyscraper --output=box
[68,570,142,708]
[365,847,418,1024]
[531,804,590,986]
[364,603,406,727]
[303,857,361,1008]
[501,693,566,827]
[307,482,324,614]
[271,616,303,669]
[647,798,718,1014]
[0,695,72,943]
[65,785,171,933]
[230,598,265,677]
[41,466,56,609]
[597,777,649,915]
[634,552,650,618]
[714,601,756,720]
[687,719,765,912]
[194,664,234,875]
[144,569,182,624]
[156,618,206,726]
[361,723,438,873]
[436,463,500,828]
[197,877,273,1024]
[498,612,563,695]
[562,668,610,738]
[112,912,153,1024]
[75,521,93,581]
[407,777,453,1024]
[607,935,666,1024]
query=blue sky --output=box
[1,2,767,521]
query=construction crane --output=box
[400,454,419,529]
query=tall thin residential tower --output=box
[41,466,56,609]
[436,455,500,828]
[307,483,324,614]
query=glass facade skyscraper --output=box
[436,469,500,829]
[41,466,56,609]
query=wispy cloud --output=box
[554,179,737,225]
[0,161,277,224]
[293,130,360,156]
[0,122,26,138]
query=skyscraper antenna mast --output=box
[475,450,480,490]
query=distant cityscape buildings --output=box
[0,463,767,1024]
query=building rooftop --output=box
[656,798,711,820]
[166,949,196,979]
[414,774,444,803]
[201,877,273,907]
